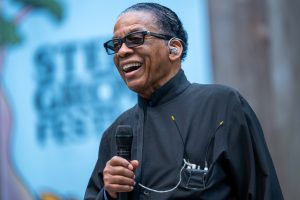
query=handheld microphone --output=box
[115,125,133,200]
[116,125,133,160]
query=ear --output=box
[168,39,183,61]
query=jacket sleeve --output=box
[225,95,283,200]
[84,130,114,200]
[84,187,105,200]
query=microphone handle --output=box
[115,125,133,200]
[117,148,130,200]
[118,192,128,200]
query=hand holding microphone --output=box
[103,125,139,199]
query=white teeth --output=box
[122,62,141,70]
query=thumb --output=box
[130,160,139,170]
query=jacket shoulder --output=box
[188,83,242,102]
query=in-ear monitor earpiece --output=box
[170,47,179,55]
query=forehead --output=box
[113,11,158,37]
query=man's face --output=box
[113,11,178,98]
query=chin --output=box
[127,84,140,92]
[126,79,141,89]
[126,84,143,94]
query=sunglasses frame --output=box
[103,31,173,55]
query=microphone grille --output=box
[115,125,133,146]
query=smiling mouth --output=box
[122,62,142,73]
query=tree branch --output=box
[0,48,5,78]
[13,5,33,25]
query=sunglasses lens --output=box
[112,40,122,53]
[104,31,167,55]
[126,32,145,48]
[104,40,116,54]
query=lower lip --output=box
[124,66,142,78]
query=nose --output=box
[117,42,134,57]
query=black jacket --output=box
[84,70,283,200]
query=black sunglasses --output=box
[103,31,173,55]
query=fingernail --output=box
[134,181,136,186]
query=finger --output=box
[105,183,134,193]
[105,174,136,186]
[104,165,135,179]
[109,156,132,168]
[108,156,136,171]
[130,160,139,169]
[104,173,135,194]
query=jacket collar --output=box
[138,69,190,107]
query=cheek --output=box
[113,57,125,78]
[113,57,120,71]
[148,51,167,72]
[113,56,118,67]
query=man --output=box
[85,3,283,200]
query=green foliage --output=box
[13,0,64,21]
[0,0,64,47]
[0,15,22,46]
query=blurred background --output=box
[0,0,299,199]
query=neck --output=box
[139,66,181,99]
